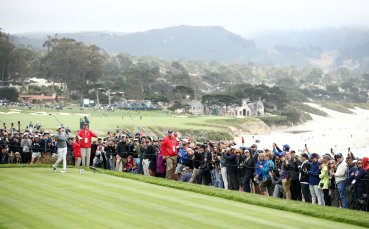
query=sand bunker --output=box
[75,113,90,117]
[30,112,48,116]
[58,112,71,116]
[0,111,20,115]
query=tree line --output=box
[1,29,368,110]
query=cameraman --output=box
[105,140,116,170]
[242,150,255,193]
[224,147,239,191]
[197,144,212,185]
[115,136,128,172]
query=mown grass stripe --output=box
[5,171,149,228]
[97,169,369,227]
[0,167,368,229]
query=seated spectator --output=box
[14,152,22,164]
[1,147,9,164]
[124,155,134,172]
[180,166,192,182]
[31,136,42,164]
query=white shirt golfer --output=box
[53,126,69,173]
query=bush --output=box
[0,87,19,101]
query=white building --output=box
[187,100,204,115]
[227,99,264,117]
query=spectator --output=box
[346,156,356,209]
[30,136,42,164]
[224,147,239,190]
[0,147,9,164]
[242,149,255,193]
[308,153,323,205]
[78,122,98,167]
[72,136,81,167]
[334,153,348,208]
[280,153,291,199]
[156,152,166,178]
[260,151,274,196]
[328,160,340,207]
[115,136,128,172]
[180,167,192,182]
[352,158,366,209]
[319,156,330,206]
[288,150,302,201]
[160,130,178,180]
[20,134,32,163]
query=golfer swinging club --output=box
[78,122,97,167]
[52,125,69,173]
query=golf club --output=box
[49,113,62,125]
[89,166,97,174]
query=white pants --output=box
[142,159,150,176]
[54,147,67,171]
[309,185,324,205]
[221,167,228,190]
[75,157,82,167]
[81,148,91,167]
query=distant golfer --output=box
[52,125,69,173]
[78,123,97,167]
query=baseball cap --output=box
[301,153,309,159]
[283,144,290,151]
[167,129,173,134]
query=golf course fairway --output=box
[0,168,365,228]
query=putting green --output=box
[0,168,364,229]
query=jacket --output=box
[242,156,255,177]
[262,160,274,179]
[72,140,81,158]
[335,160,348,184]
[116,141,128,158]
[299,160,310,183]
[319,165,329,189]
[160,135,176,157]
[78,129,97,148]
[308,161,320,185]
[287,157,301,180]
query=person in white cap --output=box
[52,125,69,173]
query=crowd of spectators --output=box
[1,120,368,211]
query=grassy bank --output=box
[320,102,354,114]
[0,166,367,228]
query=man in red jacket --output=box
[78,123,97,167]
[160,130,178,180]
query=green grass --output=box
[0,168,367,228]
[320,102,354,114]
[354,103,369,110]
[292,103,328,117]
[0,107,249,138]
[0,167,368,228]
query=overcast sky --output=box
[1,0,369,36]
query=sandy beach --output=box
[237,103,369,158]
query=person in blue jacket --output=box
[308,153,324,205]
[352,158,366,208]
[259,150,274,196]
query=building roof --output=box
[19,94,65,100]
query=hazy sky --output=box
[1,0,369,36]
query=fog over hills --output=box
[13,26,369,70]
